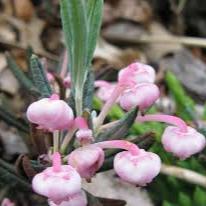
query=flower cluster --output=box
[27,61,206,205]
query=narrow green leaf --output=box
[193,187,206,206]
[0,159,31,191]
[96,108,138,141]
[83,71,94,110]
[86,192,103,206]
[162,201,174,206]
[6,53,35,92]
[60,0,88,115]
[30,55,52,97]
[0,105,29,133]
[165,71,195,121]
[178,192,192,206]
[86,0,103,66]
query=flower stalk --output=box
[94,140,140,155]
[136,114,188,133]
[53,131,59,152]
[60,128,77,154]
[94,84,125,130]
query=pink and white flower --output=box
[93,140,161,186]
[68,145,104,179]
[119,83,160,111]
[162,126,206,159]
[95,80,117,102]
[26,94,74,131]
[48,191,87,206]
[114,149,161,186]
[118,62,156,87]
[32,153,81,203]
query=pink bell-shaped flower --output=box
[48,191,87,206]
[119,83,160,111]
[26,94,74,131]
[32,153,81,203]
[68,145,104,179]
[162,126,206,159]
[95,80,117,102]
[114,149,161,186]
[118,62,156,87]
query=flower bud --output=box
[26,94,74,131]
[63,74,71,88]
[95,80,117,102]
[76,129,94,145]
[47,72,55,83]
[48,191,87,206]
[114,150,161,186]
[118,62,155,86]
[119,83,160,111]
[162,126,206,159]
[68,146,104,179]
[32,153,81,203]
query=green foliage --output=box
[60,0,103,115]
[86,192,103,206]
[163,201,174,206]
[0,159,31,191]
[93,97,164,140]
[60,0,88,115]
[178,192,192,206]
[96,108,138,141]
[165,71,195,121]
[6,53,35,92]
[0,97,29,133]
[83,71,95,110]
[30,55,52,98]
[193,187,206,206]
[0,106,29,133]
[86,0,103,67]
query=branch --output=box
[161,164,206,188]
[105,34,206,48]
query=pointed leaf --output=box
[165,71,195,121]
[0,105,29,133]
[86,0,103,66]
[6,53,35,92]
[60,0,88,115]
[30,55,52,97]
[0,159,31,191]
[83,71,94,110]
[96,108,138,141]
[193,187,206,206]
[86,192,103,206]
[178,192,192,206]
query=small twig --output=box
[161,164,206,188]
[105,34,206,48]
